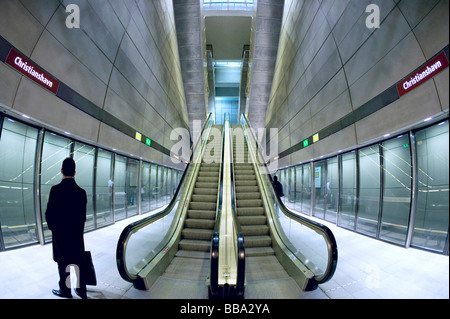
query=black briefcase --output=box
[83,251,97,286]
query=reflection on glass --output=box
[114,155,127,221]
[41,132,72,242]
[380,135,412,245]
[412,121,449,252]
[150,165,157,210]
[127,159,139,217]
[313,161,327,219]
[294,166,302,211]
[302,164,311,214]
[96,149,113,227]
[0,118,38,249]
[357,146,380,237]
[73,142,96,231]
[325,157,338,223]
[141,163,150,214]
[338,152,356,230]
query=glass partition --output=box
[73,142,96,231]
[114,155,127,221]
[357,145,381,237]
[0,118,39,249]
[126,158,139,217]
[412,120,449,253]
[96,149,114,228]
[325,157,339,223]
[380,135,412,245]
[338,152,357,230]
[40,132,72,242]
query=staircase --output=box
[232,129,275,257]
[177,126,222,258]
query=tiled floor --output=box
[0,210,448,299]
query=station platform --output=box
[0,207,447,299]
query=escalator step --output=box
[244,236,272,248]
[188,210,216,219]
[236,192,260,200]
[237,199,263,207]
[237,207,265,216]
[185,218,215,229]
[179,239,211,252]
[191,194,217,203]
[182,228,214,240]
[238,215,267,225]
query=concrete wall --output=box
[0,0,189,168]
[265,0,449,168]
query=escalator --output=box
[116,116,223,298]
[116,113,337,299]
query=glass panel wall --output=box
[313,160,327,219]
[126,158,139,217]
[380,135,412,245]
[412,121,449,253]
[301,164,311,215]
[0,118,39,249]
[150,164,158,210]
[338,152,357,230]
[357,145,381,237]
[41,132,72,242]
[0,115,183,251]
[325,157,339,223]
[141,163,150,214]
[96,150,114,228]
[114,155,127,221]
[73,142,96,231]
[274,120,449,254]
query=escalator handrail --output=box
[210,118,226,296]
[228,120,245,297]
[116,113,214,283]
[241,114,338,285]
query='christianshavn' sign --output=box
[397,51,449,97]
[6,48,60,94]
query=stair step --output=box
[189,201,216,211]
[188,210,216,219]
[237,207,265,216]
[176,250,210,259]
[195,182,218,189]
[245,247,275,257]
[197,176,219,183]
[237,199,263,207]
[236,192,260,200]
[185,218,215,229]
[191,194,217,203]
[198,171,219,177]
[236,186,259,193]
[182,228,214,240]
[241,225,269,236]
[194,188,218,195]
[235,180,257,186]
[235,174,256,180]
[238,215,267,225]
[179,239,211,252]
[244,236,272,248]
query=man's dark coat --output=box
[45,178,87,264]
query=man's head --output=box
[61,158,76,177]
[273,176,278,182]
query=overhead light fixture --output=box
[384,134,391,138]
[424,117,433,122]
[21,114,30,119]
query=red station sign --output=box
[397,51,449,97]
[6,48,60,95]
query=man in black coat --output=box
[45,158,88,299]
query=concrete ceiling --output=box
[205,16,252,60]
